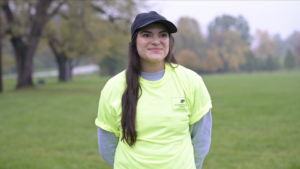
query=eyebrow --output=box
[139,30,169,34]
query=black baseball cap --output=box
[131,11,177,39]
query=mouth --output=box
[148,48,162,52]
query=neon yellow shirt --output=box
[95,63,212,169]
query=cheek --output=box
[136,39,147,51]
[136,40,144,56]
[164,41,170,53]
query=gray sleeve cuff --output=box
[190,109,212,169]
[98,127,119,167]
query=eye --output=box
[161,33,169,37]
[142,33,151,38]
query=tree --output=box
[99,54,126,76]
[207,15,250,72]
[286,32,300,67]
[273,34,286,59]
[46,0,140,79]
[97,21,130,76]
[209,30,248,71]
[284,49,297,71]
[176,49,201,71]
[287,31,300,51]
[0,35,15,74]
[174,17,205,59]
[208,14,251,43]
[202,50,223,73]
[0,7,2,92]
[297,45,300,67]
[1,0,64,88]
[266,55,280,72]
[46,2,95,81]
[272,31,300,59]
[255,57,267,71]
[253,30,278,58]
[90,0,142,76]
[244,50,256,73]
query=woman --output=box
[95,11,212,169]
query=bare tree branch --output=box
[78,5,95,40]
[90,3,105,14]
[108,15,131,24]
[47,1,65,21]
[1,0,14,25]
[48,37,60,60]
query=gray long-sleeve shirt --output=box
[98,69,212,169]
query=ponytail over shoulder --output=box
[121,32,141,146]
[121,31,177,147]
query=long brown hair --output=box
[121,30,177,147]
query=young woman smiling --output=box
[95,11,212,169]
[137,23,170,73]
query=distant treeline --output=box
[174,16,300,74]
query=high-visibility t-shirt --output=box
[95,63,212,169]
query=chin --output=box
[147,54,165,62]
[147,58,164,63]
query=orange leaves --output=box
[176,49,201,71]
[202,50,223,72]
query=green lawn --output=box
[0,72,300,169]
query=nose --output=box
[151,35,160,46]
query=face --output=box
[136,23,170,66]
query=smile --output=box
[148,48,162,52]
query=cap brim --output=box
[137,19,177,34]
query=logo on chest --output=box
[171,97,187,110]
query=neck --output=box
[140,60,165,73]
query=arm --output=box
[189,109,212,169]
[97,127,119,167]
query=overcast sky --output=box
[144,1,300,39]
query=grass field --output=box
[0,71,300,169]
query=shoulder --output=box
[101,70,126,98]
[172,64,204,85]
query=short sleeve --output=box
[189,75,212,125]
[95,90,120,137]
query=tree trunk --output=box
[2,0,57,89]
[57,55,73,82]
[11,37,35,88]
[48,39,72,82]
[67,59,73,80]
[0,8,2,93]
[57,53,72,82]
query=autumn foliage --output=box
[202,50,223,72]
[174,15,300,74]
[177,49,201,70]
